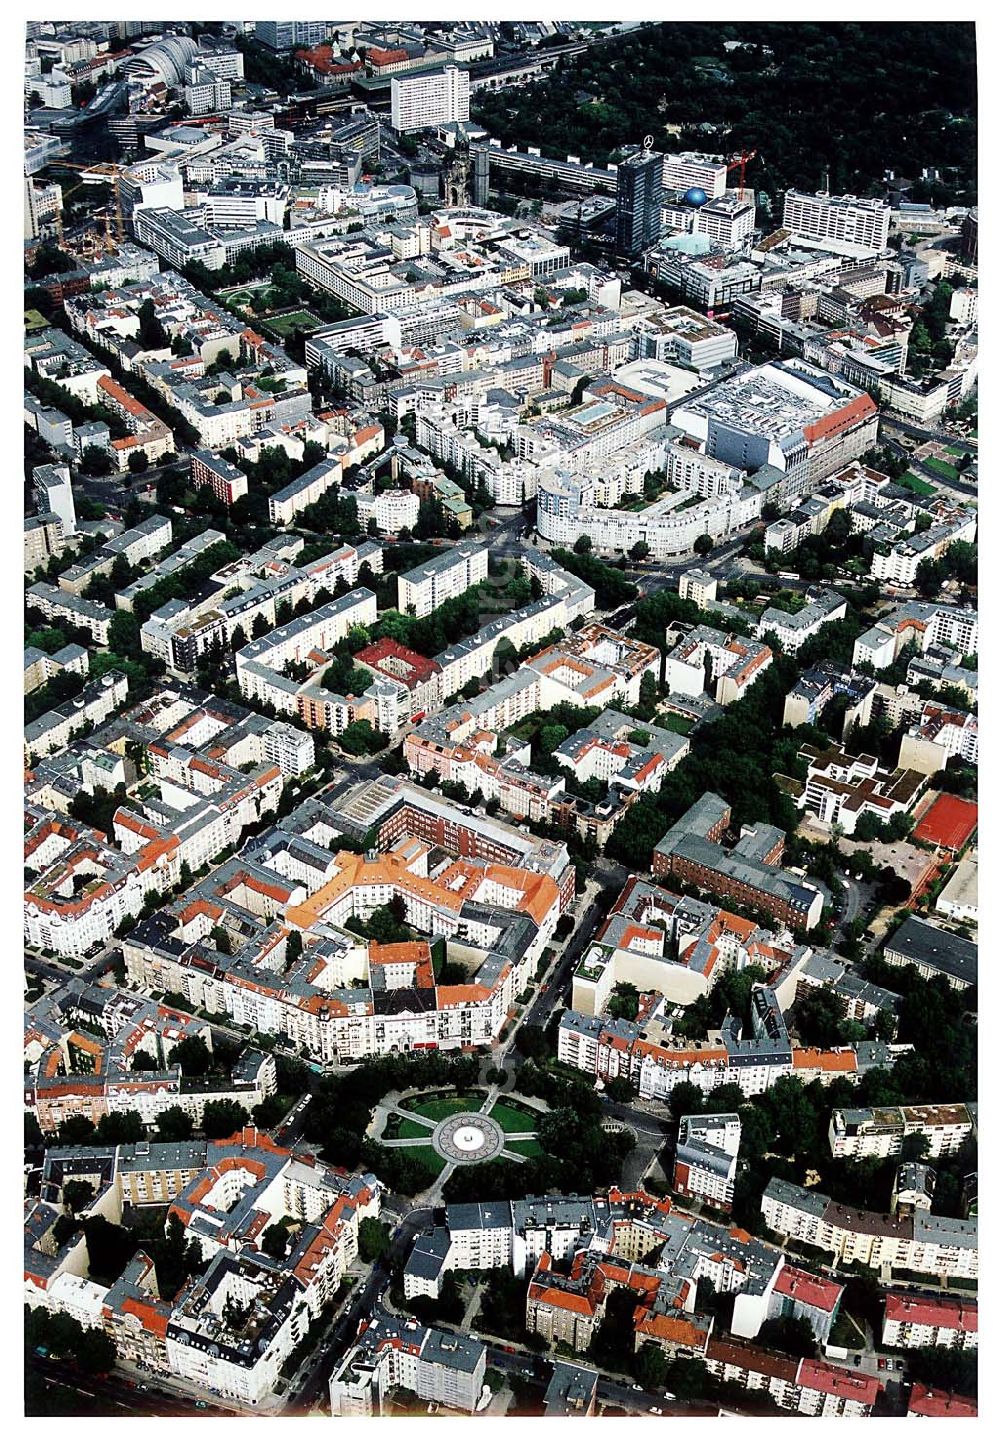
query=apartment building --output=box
[397,541,488,618]
[897,702,978,777]
[24,812,176,956]
[756,590,847,656]
[705,1342,878,1417]
[762,1178,978,1280]
[673,1113,741,1212]
[908,1385,977,1419]
[766,1264,844,1347]
[25,671,129,762]
[829,1104,976,1160]
[24,643,88,696]
[782,662,875,738]
[652,793,825,931]
[553,710,690,800]
[28,581,113,644]
[330,1309,485,1416]
[96,374,174,470]
[882,1293,977,1351]
[235,589,379,718]
[853,602,978,673]
[354,487,420,535]
[27,1128,381,1406]
[32,463,77,535]
[354,639,443,720]
[678,569,718,607]
[793,741,925,836]
[190,449,249,507]
[268,456,343,525]
[870,509,977,586]
[57,514,173,596]
[663,626,773,706]
[24,513,68,573]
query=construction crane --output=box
[51,160,127,245]
[725,148,757,202]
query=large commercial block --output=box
[391,65,470,133]
[782,191,891,252]
[662,152,729,200]
[671,360,879,494]
[883,915,977,991]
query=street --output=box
[25,944,118,989]
[26,1354,232,1418]
[286,1205,432,1413]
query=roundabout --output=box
[378,1093,545,1180]
[432,1111,505,1164]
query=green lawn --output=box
[504,1137,544,1158]
[488,1100,541,1133]
[899,472,937,498]
[660,712,694,735]
[265,309,323,337]
[923,457,960,481]
[395,1144,449,1177]
[393,1115,435,1139]
[407,1093,486,1122]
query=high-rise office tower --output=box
[256,21,329,51]
[616,145,663,257]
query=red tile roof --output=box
[356,637,441,687]
[908,1384,977,1418]
[798,1360,878,1405]
[368,46,409,66]
[773,1263,843,1313]
[885,1292,977,1332]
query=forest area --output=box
[473,23,977,213]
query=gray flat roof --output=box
[884,916,977,985]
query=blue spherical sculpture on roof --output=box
[683,186,709,207]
